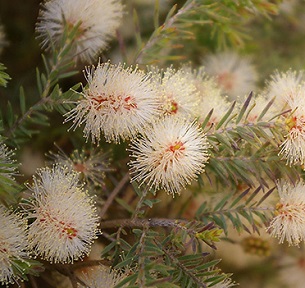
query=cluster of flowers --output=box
[0,146,101,285]
[36,0,124,62]
[3,0,305,285]
[202,58,305,247]
[62,56,305,249]
[202,53,305,171]
[0,137,227,286]
[65,62,214,195]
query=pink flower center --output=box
[217,72,235,92]
[275,202,305,221]
[91,93,137,112]
[39,210,78,240]
[164,99,178,115]
[169,101,178,114]
[73,162,86,173]
[286,116,305,132]
[159,141,186,172]
[168,141,185,153]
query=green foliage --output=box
[11,258,44,283]
[0,63,10,87]
[135,0,281,64]
[195,185,275,235]
[105,222,232,287]
[204,93,298,188]
[1,24,81,147]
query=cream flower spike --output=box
[265,69,304,110]
[0,205,28,285]
[203,51,257,99]
[267,180,305,246]
[129,117,210,195]
[178,65,229,125]
[26,165,100,263]
[279,88,305,166]
[151,66,201,119]
[77,265,128,288]
[65,62,160,144]
[47,145,112,188]
[36,0,124,62]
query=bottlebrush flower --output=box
[152,66,200,119]
[47,146,112,188]
[179,65,229,125]
[0,205,28,285]
[26,165,99,263]
[264,70,304,109]
[267,180,305,246]
[129,117,209,195]
[77,265,128,288]
[199,92,231,128]
[279,91,305,166]
[277,254,305,288]
[203,51,257,99]
[36,0,123,62]
[65,62,160,144]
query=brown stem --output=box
[99,173,130,219]
[69,259,111,270]
[137,229,148,287]
[161,244,207,288]
[44,259,111,272]
[100,218,188,230]
[132,186,149,219]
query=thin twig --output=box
[132,186,149,219]
[201,206,274,218]
[137,228,148,287]
[101,231,116,242]
[43,259,111,272]
[160,243,207,288]
[68,259,111,270]
[99,172,130,219]
[100,218,188,230]
[134,1,196,63]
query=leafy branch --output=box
[196,185,276,235]
[101,220,228,288]
[2,24,81,146]
[0,63,11,87]
[134,0,281,64]
[203,93,297,187]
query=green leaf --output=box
[100,241,118,257]
[215,101,236,130]
[0,63,11,87]
[236,92,253,124]
[19,87,26,115]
